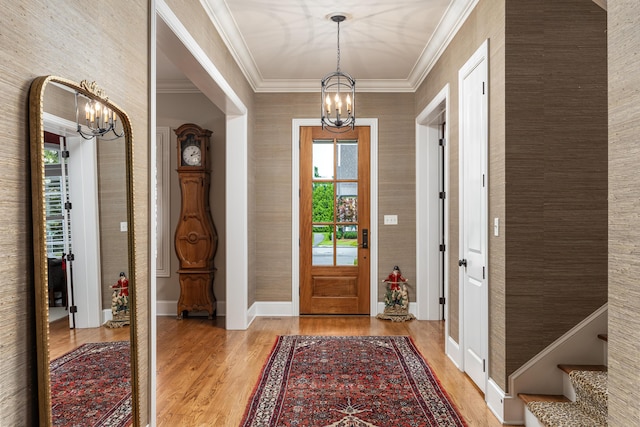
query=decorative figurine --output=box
[104,271,130,328]
[377,265,415,322]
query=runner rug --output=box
[50,341,132,427]
[241,335,467,427]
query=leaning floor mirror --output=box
[29,76,139,426]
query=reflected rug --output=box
[241,336,467,427]
[50,341,132,427]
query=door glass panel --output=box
[336,186,358,223]
[312,182,334,223]
[313,139,334,179]
[337,140,358,179]
[312,225,334,266]
[337,225,358,266]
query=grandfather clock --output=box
[174,123,218,319]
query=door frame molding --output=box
[458,39,489,391]
[292,119,379,316]
[416,84,450,323]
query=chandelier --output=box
[75,91,123,140]
[321,14,355,131]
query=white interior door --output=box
[459,40,488,392]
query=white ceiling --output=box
[157,0,478,93]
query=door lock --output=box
[458,259,467,267]
[362,229,369,249]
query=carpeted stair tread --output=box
[570,370,608,425]
[518,393,570,404]
[526,401,605,427]
[557,363,607,374]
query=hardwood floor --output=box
[155,315,520,426]
[49,316,130,360]
[49,315,518,425]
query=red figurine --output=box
[384,265,407,290]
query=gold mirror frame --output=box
[29,75,139,426]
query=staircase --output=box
[518,335,608,427]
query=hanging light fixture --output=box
[74,85,123,140]
[321,14,355,131]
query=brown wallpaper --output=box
[0,0,150,425]
[98,138,130,310]
[253,92,415,303]
[415,0,507,384]
[504,0,608,385]
[608,0,640,424]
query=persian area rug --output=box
[50,341,132,427]
[241,335,467,427]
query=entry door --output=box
[300,126,370,314]
[459,41,488,392]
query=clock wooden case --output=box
[174,123,218,319]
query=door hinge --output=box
[439,244,446,252]
[439,138,446,147]
[64,202,72,210]
[483,359,486,372]
[482,81,486,95]
[61,150,70,158]
[483,174,486,187]
[69,305,77,313]
[439,297,446,305]
[439,191,446,200]
[483,266,485,279]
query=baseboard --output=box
[102,309,112,323]
[253,301,294,316]
[446,336,463,370]
[156,300,226,317]
[486,379,524,425]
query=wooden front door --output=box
[300,126,370,314]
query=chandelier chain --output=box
[336,20,341,73]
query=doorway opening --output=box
[416,84,450,324]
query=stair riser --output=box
[524,407,546,427]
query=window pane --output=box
[337,140,357,179]
[312,225,334,266]
[336,184,358,223]
[313,139,334,179]
[312,182,334,223]
[337,225,358,266]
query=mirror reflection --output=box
[30,76,137,426]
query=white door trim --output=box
[458,38,489,392]
[416,84,450,322]
[292,119,379,316]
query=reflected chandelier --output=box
[321,14,355,131]
[74,82,123,140]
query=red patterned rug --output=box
[50,341,132,427]
[241,335,467,427]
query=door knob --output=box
[458,259,467,267]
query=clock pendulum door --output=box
[174,123,218,319]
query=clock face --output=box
[182,144,202,166]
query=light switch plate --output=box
[384,215,398,225]
[120,222,128,232]
[493,217,499,236]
